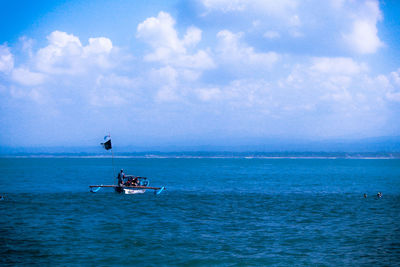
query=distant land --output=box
[1,136,399,158]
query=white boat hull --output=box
[123,188,146,194]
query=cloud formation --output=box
[0,30,132,111]
[0,45,14,73]
[216,30,279,68]
[136,11,215,102]
[11,67,46,86]
[137,11,214,70]
[200,0,297,15]
[36,31,114,75]
[342,1,383,54]
[310,57,367,75]
[0,1,399,145]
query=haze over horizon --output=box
[1,0,400,148]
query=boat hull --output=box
[123,189,146,194]
[114,186,146,194]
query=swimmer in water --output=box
[364,193,367,198]
[377,192,382,198]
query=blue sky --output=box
[0,0,399,147]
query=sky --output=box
[0,0,399,148]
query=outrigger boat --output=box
[89,135,165,195]
[90,176,165,195]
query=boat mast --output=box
[109,132,116,185]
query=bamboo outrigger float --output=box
[89,134,165,195]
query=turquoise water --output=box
[1,158,399,265]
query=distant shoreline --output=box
[1,154,399,159]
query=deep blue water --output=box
[1,158,399,266]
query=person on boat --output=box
[133,177,139,186]
[117,169,125,186]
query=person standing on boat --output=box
[117,169,125,186]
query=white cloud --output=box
[330,0,346,9]
[343,20,383,54]
[11,67,46,86]
[85,37,112,54]
[386,91,400,102]
[89,88,128,107]
[385,69,400,102]
[196,87,221,101]
[87,73,140,107]
[201,0,385,57]
[20,36,34,58]
[89,87,126,107]
[272,62,400,136]
[310,57,367,75]
[200,0,301,36]
[343,0,383,54]
[137,12,214,70]
[149,65,205,102]
[137,12,184,54]
[193,79,272,110]
[264,31,280,39]
[252,20,261,27]
[200,0,297,15]
[1,3,399,142]
[201,0,246,12]
[268,58,398,118]
[96,73,136,88]
[288,14,301,27]
[216,30,279,68]
[0,45,14,73]
[156,85,179,102]
[36,31,114,74]
[183,27,202,47]
[50,30,81,47]
[283,59,398,113]
[390,69,400,86]
[321,88,353,103]
[0,31,130,108]
[9,85,46,103]
[181,69,201,81]
[149,66,180,102]
[223,79,271,107]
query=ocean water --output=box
[1,158,399,266]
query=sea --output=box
[1,157,399,266]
